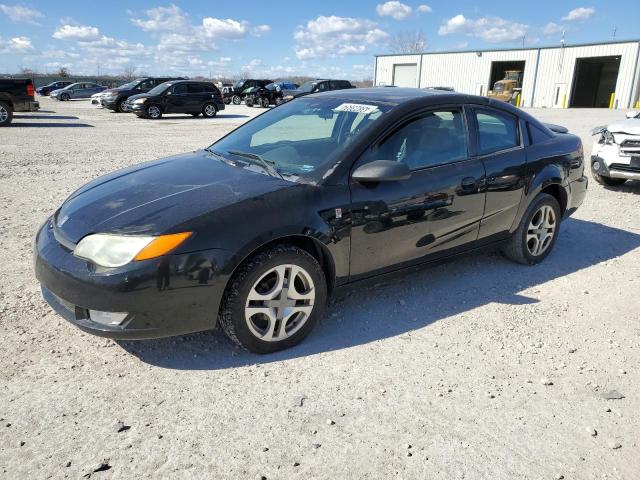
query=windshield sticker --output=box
[334,103,379,114]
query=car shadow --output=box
[602,180,640,195]
[147,114,251,120]
[117,218,640,370]
[11,122,94,128]
[14,114,80,120]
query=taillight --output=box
[26,83,35,97]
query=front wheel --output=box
[117,99,127,113]
[593,172,626,187]
[232,95,242,105]
[0,101,13,127]
[219,245,327,354]
[145,104,162,119]
[60,93,70,101]
[261,97,270,108]
[502,193,561,265]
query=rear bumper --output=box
[34,218,232,339]
[14,99,39,112]
[565,175,588,218]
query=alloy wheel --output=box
[245,264,315,342]
[204,104,216,117]
[147,105,161,119]
[526,205,556,256]
[0,105,7,123]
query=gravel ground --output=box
[1,98,639,479]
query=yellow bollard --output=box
[636,100,639,108]
[609,93,615,109]
[516,93,521,107]
[562,94,566,109]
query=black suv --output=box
[286,79,354,101]
[126,80,225,119]
[36,81,73,96]
[0,78,39,126]
[231,79,272,105]
[100,77,184,112]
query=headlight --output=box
[133,98,147,104]
[74,232,192,267]
[603,130,615,144]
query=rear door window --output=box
[474,109,519,155]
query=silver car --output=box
[50,82,107,101]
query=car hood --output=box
[127,93,153,102]
[55,150,294,243]
[607,118,640,135]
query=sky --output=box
[0,1,637,79]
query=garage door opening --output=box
[392,64,417,87]
[488,60,526,92]
[570,56,621,108]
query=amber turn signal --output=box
[134,232,193,261]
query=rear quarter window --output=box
[527,123,553,144]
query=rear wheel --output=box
[261,97,270,108]
[202,103,217,118]
[593,172,626,187]
[116,99,127,113]
[145,104,162,119]
[232,95,242,105]
[503,193,561,265]
[0,101,13,127]
[219,245,327,354]
[224,97,231,105]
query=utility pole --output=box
[612,27,617,41]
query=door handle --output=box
[460,177,478,191]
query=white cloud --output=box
[201,18,248,39]
[417,5,432,13]
[252,24,271,36]
[0,35,33,53]
[563,7,595,21]
[438,14,528,43]
[294,15,388,60]
[543,22,564,35]
[376,1,412,20]
[0,4,42,24]
[131,4,189,32]
[53,25,101,41]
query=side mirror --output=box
[352,160,411,183]
[166,91,172,95]
[625,110,638,119]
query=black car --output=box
[244,83,284,108]
[285,79,354,101]
[125,80,225,119]
[36,81,73,96]
[35,88,587,353]
[100,77,185,112]
[230,79,272,105]
[0,78,39,126]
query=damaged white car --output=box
[591,111,640,186]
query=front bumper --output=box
[591,142,640,181]
[100,98,120,110]
[34,218,232,339]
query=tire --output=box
[145,104,162,119]
[502,193,561,265]
[246,99,253,107]
[202,103,217,118]
[116,98,127,113]
[60,93,70,101]
[261,97,270,108]
[219,245,327,354]
[232,95,242,105]
[593,172,626,187]
[224,97,231,105]
[0,101,13,127]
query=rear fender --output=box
[510,164,565,232]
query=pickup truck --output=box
[0,78,40,126]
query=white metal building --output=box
[374,39,640,109]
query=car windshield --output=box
[147,82,173,95]
[297,81,317,93]
[118,79,144,89]
[234,80,246,89]
[208,97,392,183]
[494,83,505,92]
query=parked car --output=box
[125,80,224,119]
[284,79,354,101]
[36,81,73,96]
[90,91,109,107]
[221,85,235,104]
[50,82,107,101]
[244,83,286,107]
[230,79,272,105]
[100,77,185,113]
[0,77,39,126]
[35,88,587,353]
[590,110,640,186]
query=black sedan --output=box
[35,88,587,353]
